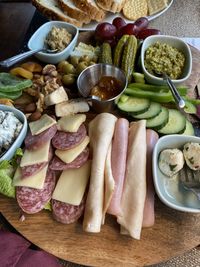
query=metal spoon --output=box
[0,47,58,68]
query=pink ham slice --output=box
[16,169,56,214]
[107,118,129,216]
[25,124,57,151]
[52,198,85,224]
[21,145,53,178]
[51,124,86,150]
[49,148,89,171]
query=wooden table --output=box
[0,2,200,267]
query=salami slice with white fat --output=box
[25,124,57,151]
[51,124,86,150]
[52,198,85,224]
[16,169,56,214]
[21,145,53,178]
[49,148,89,171]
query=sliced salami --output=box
[16,169,56,214]
[49,147,89,171]
[21,145,54,178]
[25,124,57,151]
[52,124,86,150]
[52,198,85,224]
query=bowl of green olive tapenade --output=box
[141,35,192,85]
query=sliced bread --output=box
[96,0,126,13]
[73,0,106,22]
[58,0,91,23]
[32,0,83,27]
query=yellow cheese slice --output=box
[52,161,91,205]
[29,114,57,136]
[13,165,48,189]
[57,114,86,133]
[20,140,50,167]
[55,136,89,163]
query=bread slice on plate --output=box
[96,0,126,13]
[32,0,83,27]
[58,0,91,24]
[73,0,106,22]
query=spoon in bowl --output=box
[0,47,58,68]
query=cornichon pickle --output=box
[99,42,113,65]
[113,35,129,67]
[121,35,138,82]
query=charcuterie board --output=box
[1,31,200,267]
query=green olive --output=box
[57,61,70,73]
[70,56,80,66]
[88,61,96,66]
[62,63,76,74]
[62,74,76,86]
[80,55,90,63]
[92,55,98,63]
[76,62,88,75]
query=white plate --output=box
[79,0,174,31]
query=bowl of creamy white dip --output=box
[0,105,27,161]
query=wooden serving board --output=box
[1,34,200,267]
[0,195,200,267]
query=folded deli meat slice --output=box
[58,0,91,24]
[117,120,147,240]
[96,0,126,13]
[73,0,106,21]
[32,0,83,27]
[83,113,117,233]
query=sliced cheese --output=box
[55,136,89,163]
[29,114,56,136]
[57,114,86,133]
[13,165,48,189]
[44,86,68,106]
[55,100,89,117]
[52,160,91,205]
[20,140,50,167]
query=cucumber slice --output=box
[181,120,195,136]
[0,72,32,92]
[132,102,162,119]
[117,96,150,114]
[146,107,169,130]
[183,100,197,114]
[158,109,186,135]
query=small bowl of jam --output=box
[77,63,128,112]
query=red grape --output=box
[137,28,161,40]
[95,22,117,41]
[112,17,126,30]
[117,23,139,38]
[134,17,149,31]
[104,39,117,47]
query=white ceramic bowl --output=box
[0,105,27,161]
[141,35,192,85]
[28,21,79,64]
[153,134,200,213]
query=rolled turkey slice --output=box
[117,120,147,240]
[83,113,117,233]
[107,118,129,216]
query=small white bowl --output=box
[0,105,27,161]
[141,35,192,85]
[153,134,200,213]
[28,21,79,64]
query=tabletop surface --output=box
[0,1,200,267]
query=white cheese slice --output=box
[20,140,50,167]
[57,114,86,133]
[29,114,56,136]
[13,165,48,189]
[52,161,91,205]
[55,136,89,163]
[44,86,68,106]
